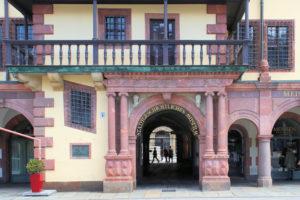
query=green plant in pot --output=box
[26,159,45,193]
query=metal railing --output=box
[4,39,249,68]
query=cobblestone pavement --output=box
[1,181,300,200]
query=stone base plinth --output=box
[200,177,230,191]
[103,180,133,193]
[257,177,272,187]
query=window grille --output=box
[0,25,2,68]
[71,89,92,129]
[64,81,96,133]
[15,24,33,40]
[238,22,259,70]
[267,24,292,70]
[105,16,126,40]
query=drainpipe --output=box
[0,127,42,160]
[93,0,98,65]
[260,0,264,60]
[163,0,168,65]
[4,0,9,81]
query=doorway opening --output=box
[228,130,244,177]
[0,108,33,183]
[136,105,199,186]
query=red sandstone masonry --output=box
[33,107,45,117]
[44,159,55,170]
[206,4,227,64]
[33,98,54,108]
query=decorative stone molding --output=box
[13,73,42,91]
[91,72,105,91]
[133,94,139,108]
[195,94,201,108]
[162,93,172,103]
[47,73,63,90]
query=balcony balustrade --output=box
[3,39,249,72]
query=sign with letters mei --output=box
[136,104,199,136]
[272,91,300,98]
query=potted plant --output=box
[26,159,45,193]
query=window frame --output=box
[98,8,131,40]
[64,81,96,133]
[264,20,295,71]
[70,143,91,159]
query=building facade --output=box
[1,0,300,192]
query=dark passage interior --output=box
[136,109,199,186]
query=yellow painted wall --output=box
[242,0,300,81]
[0,0,23,18]
[44,4,215,66]
[43,75,108,182]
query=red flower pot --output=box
[30,174,43,193]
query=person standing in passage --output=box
[169,146,173,163]
[284,147,296,180]
[151,147,159,163]
[163,147,169,162]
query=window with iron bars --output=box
[266,20,294,70]
[0,25,2,68]
[64,81,96,133]
[237,21,260,70]
[105,16,126,40]
[12,24,34,66]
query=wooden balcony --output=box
[4,39,248,73]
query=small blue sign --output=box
[101,112,105,118]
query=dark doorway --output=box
[0,111,33,184]
[150,19,175,65]
[136,108,199,186]
[228,130,243,177]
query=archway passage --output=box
[136,105,199,186]
[0,108,34,183]
[271,110,300,181]
[228,130,243,177]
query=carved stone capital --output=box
[217,91,227,97]
[106,92,116,97]
[205,91,215,97]
[119,92,129,97]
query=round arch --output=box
[271,99,300,129]
[129,94,205,137]
[0,102,34,125]
[227,110,260,133]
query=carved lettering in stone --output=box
[272,91,300,98]
[136,104,199,136]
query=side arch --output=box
[271,99,300,129]
[129,94,206,137]
[0,102,34,125]
[227,110,260,133]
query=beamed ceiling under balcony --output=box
[8,0,245,31]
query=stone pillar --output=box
[107,92,117,155]
[119,92,129,155]
[201,91,230,191]
[205,91,214,155]
[103,92,133,193]
[257,135,272,187]
[217,91,227,155]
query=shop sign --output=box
[273,127,296,136]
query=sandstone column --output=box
[205,91,214,155]
[119,92,129,155]
[257,135,272,187]
[217,91,227,155]
[107,92,116,155]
